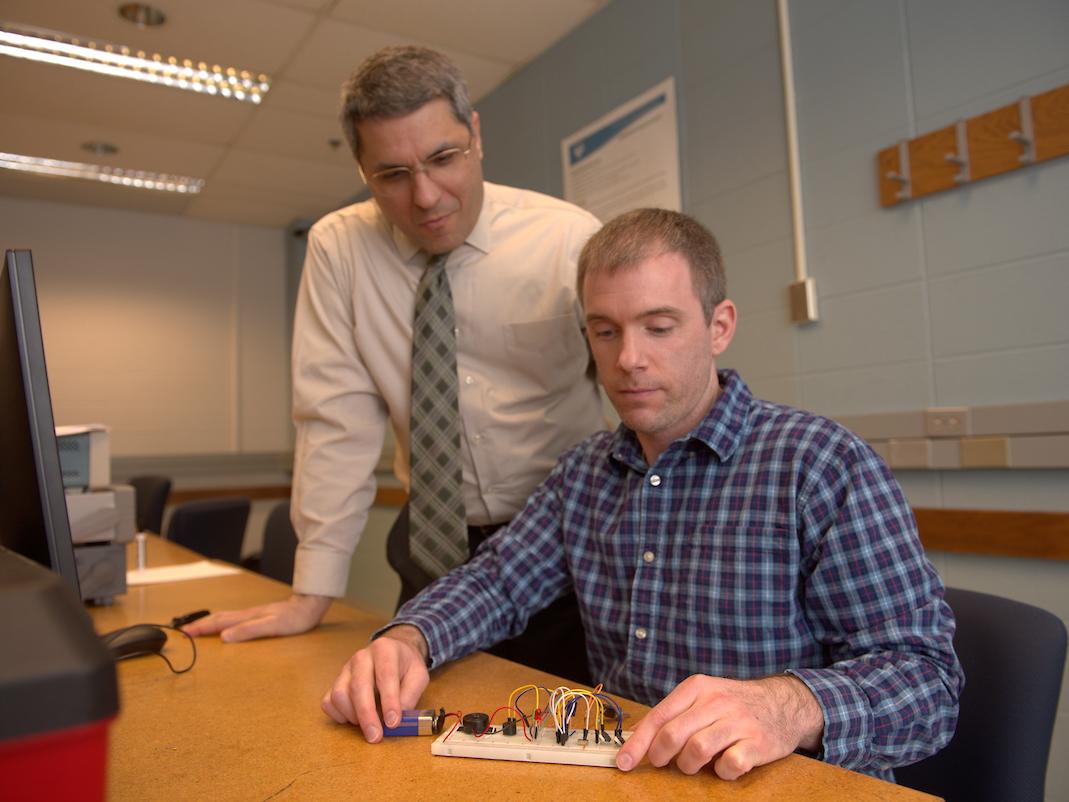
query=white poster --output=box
[561,77,681,223]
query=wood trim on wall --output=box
[169,484,408,508]
[166,485,1069,562]
[914,508,1069,561]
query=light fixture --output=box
[0,22,270,104]
[81,141,119,156]
[0,152,204,194]
[118,3,167,28]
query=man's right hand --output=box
[182,594,333,642]
[321,625,431,742]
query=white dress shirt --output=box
[291,182,606,597]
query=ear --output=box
[708,299,737,357]
[471,111,484,160]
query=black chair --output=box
[164,497,250,565]
[896,587,1067,802]
[128,475,172,534]
[255,501,299,584]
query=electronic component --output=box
[382,708,446,737]
[430,682,629,768]
[461,712,489,736]
[432,725,631,768]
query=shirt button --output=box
[464,375,474,385]
[473,433,483,442]
[643,551,655,564]
[649,474,661,487]
[634,627,648,640]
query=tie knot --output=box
[427,252,449,270]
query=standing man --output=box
[322,209,962,782]
[188,46,605,681]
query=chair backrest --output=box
[129,475,172,534]
[895,587,1067,802]
[258,501,298,584]
[165,497,250,565]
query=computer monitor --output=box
[0,249,81,598]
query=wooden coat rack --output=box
[877,82,1069,207]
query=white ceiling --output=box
[0,0,608,228]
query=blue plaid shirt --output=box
[394,371,962,777]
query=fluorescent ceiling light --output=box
[0,152,205,194]
[0,23,270,104]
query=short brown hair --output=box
[339,46,474,159]
[578,208,726,322]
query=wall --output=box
[475,0,1069,798]
[0,195,291,457]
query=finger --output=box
[616,680,701,771]
[349,650,386,740]
[323,661,357,726]
[713,738,759,781]
[183,608,259,636]
[397,656,429,711]
[372,644,404,729]
[647,696,732,770]
[219,615,280,643]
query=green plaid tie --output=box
[409,252,467,578]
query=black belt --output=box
[467,521,508,551]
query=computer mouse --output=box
[100,624,168,660]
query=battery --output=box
[382,709,439,737]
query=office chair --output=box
[255,501,299,584]
[164,497,250,565]
[128,475,172,534]
[895,587,1067,802]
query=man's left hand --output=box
[615,674,823,779]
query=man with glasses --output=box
[187,46,605,682]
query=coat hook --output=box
[885,140,911,200]
[1009,97,1035,164]
[944,119,970,183]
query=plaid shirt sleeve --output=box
[388,463,576,668]
[786,436,963,773]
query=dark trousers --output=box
[385,504,592,686]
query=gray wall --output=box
[475,1,1069,798]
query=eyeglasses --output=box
[361,138,474,195]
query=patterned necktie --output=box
[408,251,468,578]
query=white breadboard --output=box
[431,726,630,768]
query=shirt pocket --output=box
[673,524,802,675]
[504,314,588,392]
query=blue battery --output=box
[382,709,437,737]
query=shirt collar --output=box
[609,369,754,470]
[384,182,492,264]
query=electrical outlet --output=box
[925,407,970,437]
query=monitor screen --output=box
[0,249,81,598]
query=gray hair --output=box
[578,208,726,323]
[339,46,474,159]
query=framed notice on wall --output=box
[561,77,681,223]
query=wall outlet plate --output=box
[925,407,970,437]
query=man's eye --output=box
[376,169,410,183]
[649,326,673,336]
[591,328,616,339]
[429,150,460,167]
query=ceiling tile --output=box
[0,112,225,176]
[233,107,356,166]
[330,0,608,64]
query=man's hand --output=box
[182,594,332,642]
[616,674,824,780]
[321,625,431,742]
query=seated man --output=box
[321,208,963,782]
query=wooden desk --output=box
[91,537,936,801]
